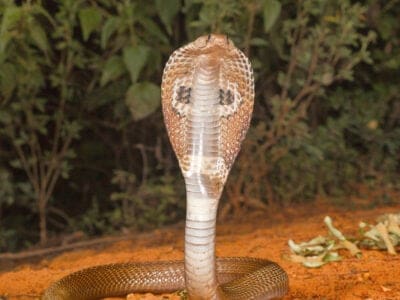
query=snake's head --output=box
[190,34,236,59]
[193,34,232,49]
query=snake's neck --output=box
[183,63,222,299]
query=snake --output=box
[42,34,288,300]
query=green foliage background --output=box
[0,0,399,251]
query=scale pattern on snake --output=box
[42,34,289,300]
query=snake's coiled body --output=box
[42,34,289,300]
[42,258,287,299]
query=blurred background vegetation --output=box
[0,0,399,251]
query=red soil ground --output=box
[1,201,399,300]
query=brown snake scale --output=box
[42,34,289,300]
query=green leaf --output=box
[250,38,269,47]
[155,0,181,34]
[101,16,119,49]
[29,20,50,54]
[86,79,129,111]
[79,7,102,41]
[100,55,125,86]
[62,121,82,139]
[137,17,168,44]
[0,6,23,53]
[31,4,56,27]
[10,159,22,169]
[0,110,12,125]
[122,45,150,84]
[263,0,281,33]
[0,62,16,100]
[60,160,72,179]
[125,82,160,121]
[33,98,46,112]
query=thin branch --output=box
[303,32,323,89]
[44,134,74,203]
[293,83,319,105]
[134,143,149,186]
[13,142,37,192]
[27,134,40,194]
[280,4,305,100]
[243,2,257,56]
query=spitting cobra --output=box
[42,34,288,300]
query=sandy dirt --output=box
[1,202,399,300]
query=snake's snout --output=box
[193,34,232,50]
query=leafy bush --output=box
[225,0,378,210]
[0,0,399,251]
